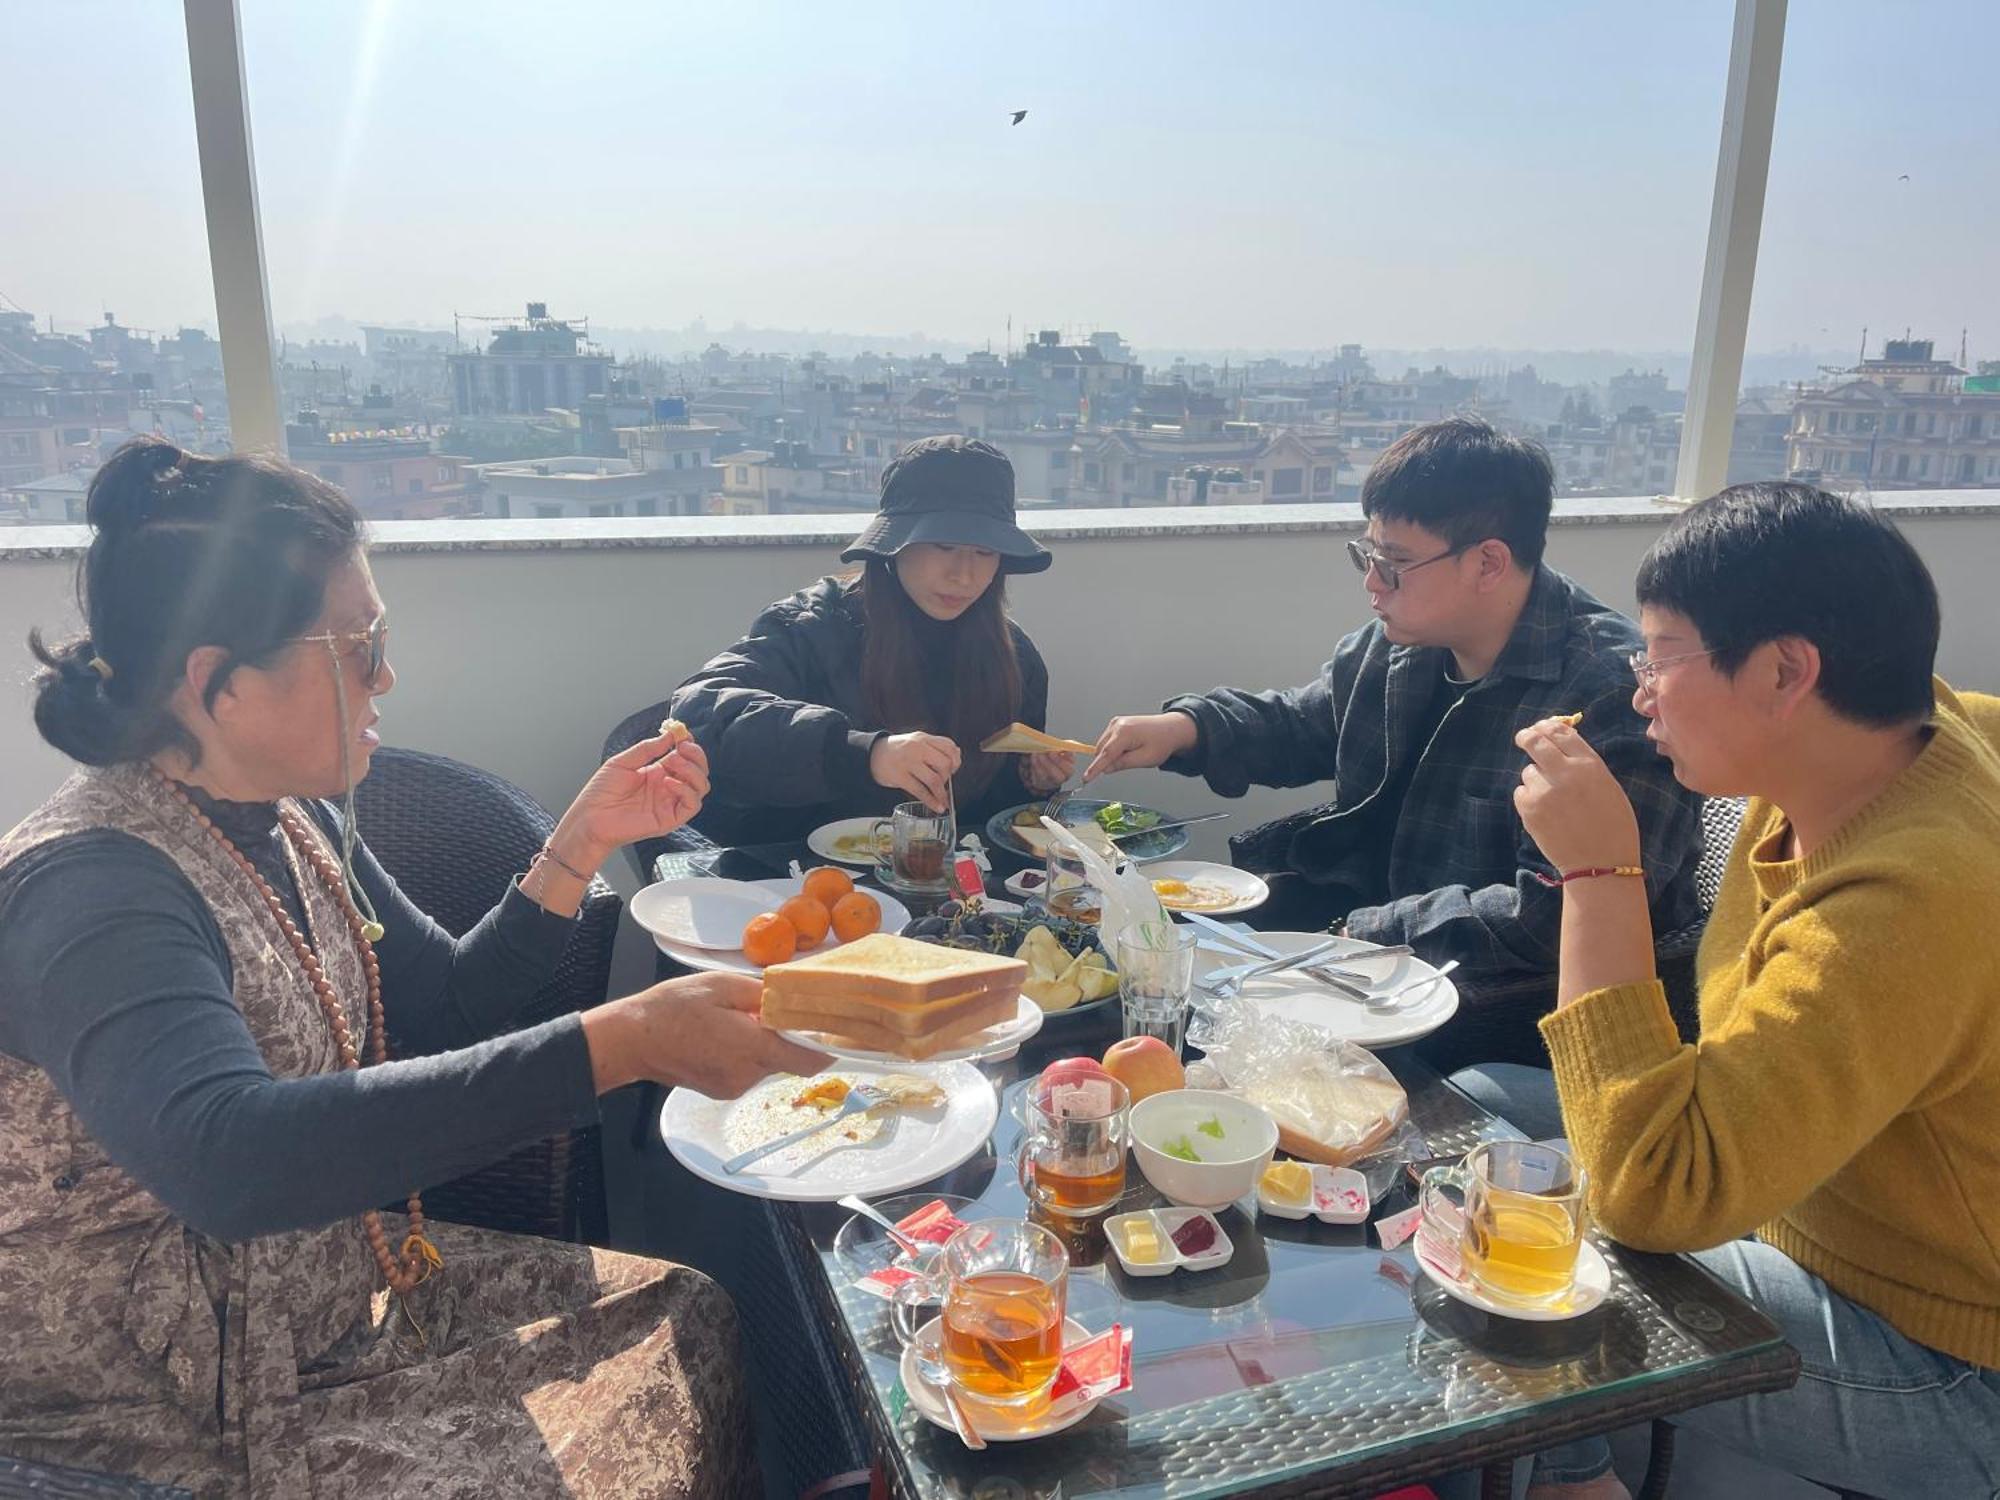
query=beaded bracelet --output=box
[1531,865,1644,888]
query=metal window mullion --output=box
[183,0,284,457]
[1674,0,1787,503]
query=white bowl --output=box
[1128,1089,1278,1209]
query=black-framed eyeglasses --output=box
[1626,646,1716,690]
[1344,538,1474,590]
[292,614,390,686]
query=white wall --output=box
[6,511,1998,841]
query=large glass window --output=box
[2,4,221,519]
[229,2,1732,522]
[1739,1,2000,494]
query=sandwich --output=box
[760,933,1027,1059]
[980,722,1097,756]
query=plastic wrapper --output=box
[1186,1004,1415,1171]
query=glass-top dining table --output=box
[651,838,1799,1499]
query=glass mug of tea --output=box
[1042,845,1102,924]
[1418,1140,1589,1307]
[1014,1072,1131,1218]
[890,1220,1069,1407]
[872,800,955,892]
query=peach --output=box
[1101,1036,1186,1104]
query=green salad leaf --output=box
[1162,1135,1202,1163]
[1197,1115,1226,1140]
[1094,802,1162,835]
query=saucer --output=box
[1414,1237,1611,1322]
[900,1315,1103,1443]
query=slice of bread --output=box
[762,933,1026,1007]
[980,722,1097,755]
[762,979,1019,1040]
[764,973,1018,1027]
[1242,1072,1409,1168]
[775,990,1022,1059]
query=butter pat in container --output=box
[1105,1208,1234,1277]
[1257,1160,1314,1218]
[1258,1161,1371,1225]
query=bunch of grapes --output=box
[903,899,1106,962]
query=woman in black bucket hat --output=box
[670,436,1068,847]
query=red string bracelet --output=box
[1531,865,1644,888]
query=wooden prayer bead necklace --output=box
[153,770,441,1296]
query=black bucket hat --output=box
[841,435,1052,574]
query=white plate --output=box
[1416,1236,1612,1322]
[659,1061,997,1202]
[1194,933,1460,1049]
[808,816,888,868]
[1144,861,1270,918]
[777,993,1045,1066]
[629,877,782,950]
[649,877,914,976]
[900,1315,1102,1443]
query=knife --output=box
[1105,811,1231,841]
[1180,911,1279,954]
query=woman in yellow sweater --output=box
[1451,482,1999,1499]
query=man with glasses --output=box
[1088,417,1701,1059]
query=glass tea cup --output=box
[891,1220,1069,1407]
[1014,1072,1131,1219]
[1418,1140,1588,1308]
[1042,844,1102,924]
[872,800,955,892]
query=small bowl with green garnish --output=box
[1128,1089,1279,1209]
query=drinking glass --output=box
[872,800,955,892]
[1418,1140,1588,1307]
[1015,1073,1130,1218]
[891,1221,1069,1407]
[1116,922,1197,1052]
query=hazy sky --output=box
[7,2,1997,357]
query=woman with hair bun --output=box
[0,438,821,1496]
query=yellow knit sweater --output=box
[1542,681,2000,1370]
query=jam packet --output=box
[1044,1324,1133,1414]
[894,1199,968,1248]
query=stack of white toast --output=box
[760,933,1027,1059]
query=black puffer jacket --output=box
[670,576,1050,847]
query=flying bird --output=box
[1010,110,1028,125]
[1898,173,1910,181]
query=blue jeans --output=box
[1448,1064,2000,1498]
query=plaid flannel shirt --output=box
[1164,565,1704,987]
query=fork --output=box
[1197,937,1349,1001]
[722,1084,888,1174]
[1039,783,1074,827]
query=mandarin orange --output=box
[829,891,882,944]
[778,895,832,946]
[741,911,799,967]
[802,866,855,906]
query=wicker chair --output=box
[352,746,618,1245]
[0,1456,193,1500]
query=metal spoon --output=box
[836,1193,930,1259]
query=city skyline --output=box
[8,2,1998,355]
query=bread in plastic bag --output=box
[1186,1002,1409,1168]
